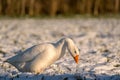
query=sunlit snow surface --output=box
[0,18,120,80]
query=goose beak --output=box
[74,55,79,64]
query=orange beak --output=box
[74,55,79,64]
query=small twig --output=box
[0,50,6,54]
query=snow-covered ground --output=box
[0,18,120,80]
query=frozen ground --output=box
[0,18,120,80]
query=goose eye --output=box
[74,50,77,53]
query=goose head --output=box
[65,38,80,64]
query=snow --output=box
[0,18,120,80]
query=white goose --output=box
[6,38,80,74]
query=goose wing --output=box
[6,45,45,63]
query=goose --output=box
[5,37,80,74]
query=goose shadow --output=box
[0,73,120,80]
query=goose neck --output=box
[55,38,67,59]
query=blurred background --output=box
[0,0,120,17]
